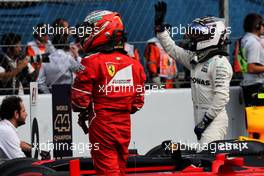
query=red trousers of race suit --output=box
[89,110,131,176]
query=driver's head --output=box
[81,10,125,53]
[185,16,228,53]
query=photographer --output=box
[0,33,34,95]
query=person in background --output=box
[144,29,177,88]
[124,42,141,62]
[240,13,264,106]
[0,59,28,80]
[52,18,81,61]
[70,23,85,58]
[0,33,34,95]
[27,23,55,80]
[37,18,80,93]
[0,96,31,159]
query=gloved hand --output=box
[194,114,213,140]
[40,150,51,160]
[154,1,167,32]
[152,76,161,85]
[131,105,140,114]
[78,110,89,134]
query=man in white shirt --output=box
[37,18,80,93]
[240,13,264,106]
[0,96,30,159]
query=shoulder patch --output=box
[201,61,209,73]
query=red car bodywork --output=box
[66,154,264,176]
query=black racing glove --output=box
[194,114,213,140]
[154,1,167,32]
[78,110,89,134]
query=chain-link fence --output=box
[0,0,263,47]
[0,0,264,90]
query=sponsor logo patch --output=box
[191,77,210,86]
[107,64,115,77]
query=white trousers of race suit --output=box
[194,105,228,147]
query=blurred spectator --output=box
[26,23,55,80]
[52,18,81,61]
[124,42,141,62]
[0,33,34,95]
[240,13,264,106]
[51,18,70,51]
[0,60,28,79]
[144,36,177,88]
[37,18,80,93]
[70,23,85,58]
[0,96,31,159]
[70,43,82,63]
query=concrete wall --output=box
[0,86,247,158]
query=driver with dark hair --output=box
[154,1,233,147]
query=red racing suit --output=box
[71,50,146,175]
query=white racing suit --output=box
[157,31,233,145]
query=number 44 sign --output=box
[52,84,73,158]
[54,113,71,132]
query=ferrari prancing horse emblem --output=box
[107,64,115,77]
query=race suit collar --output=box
[196,47,229,63]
